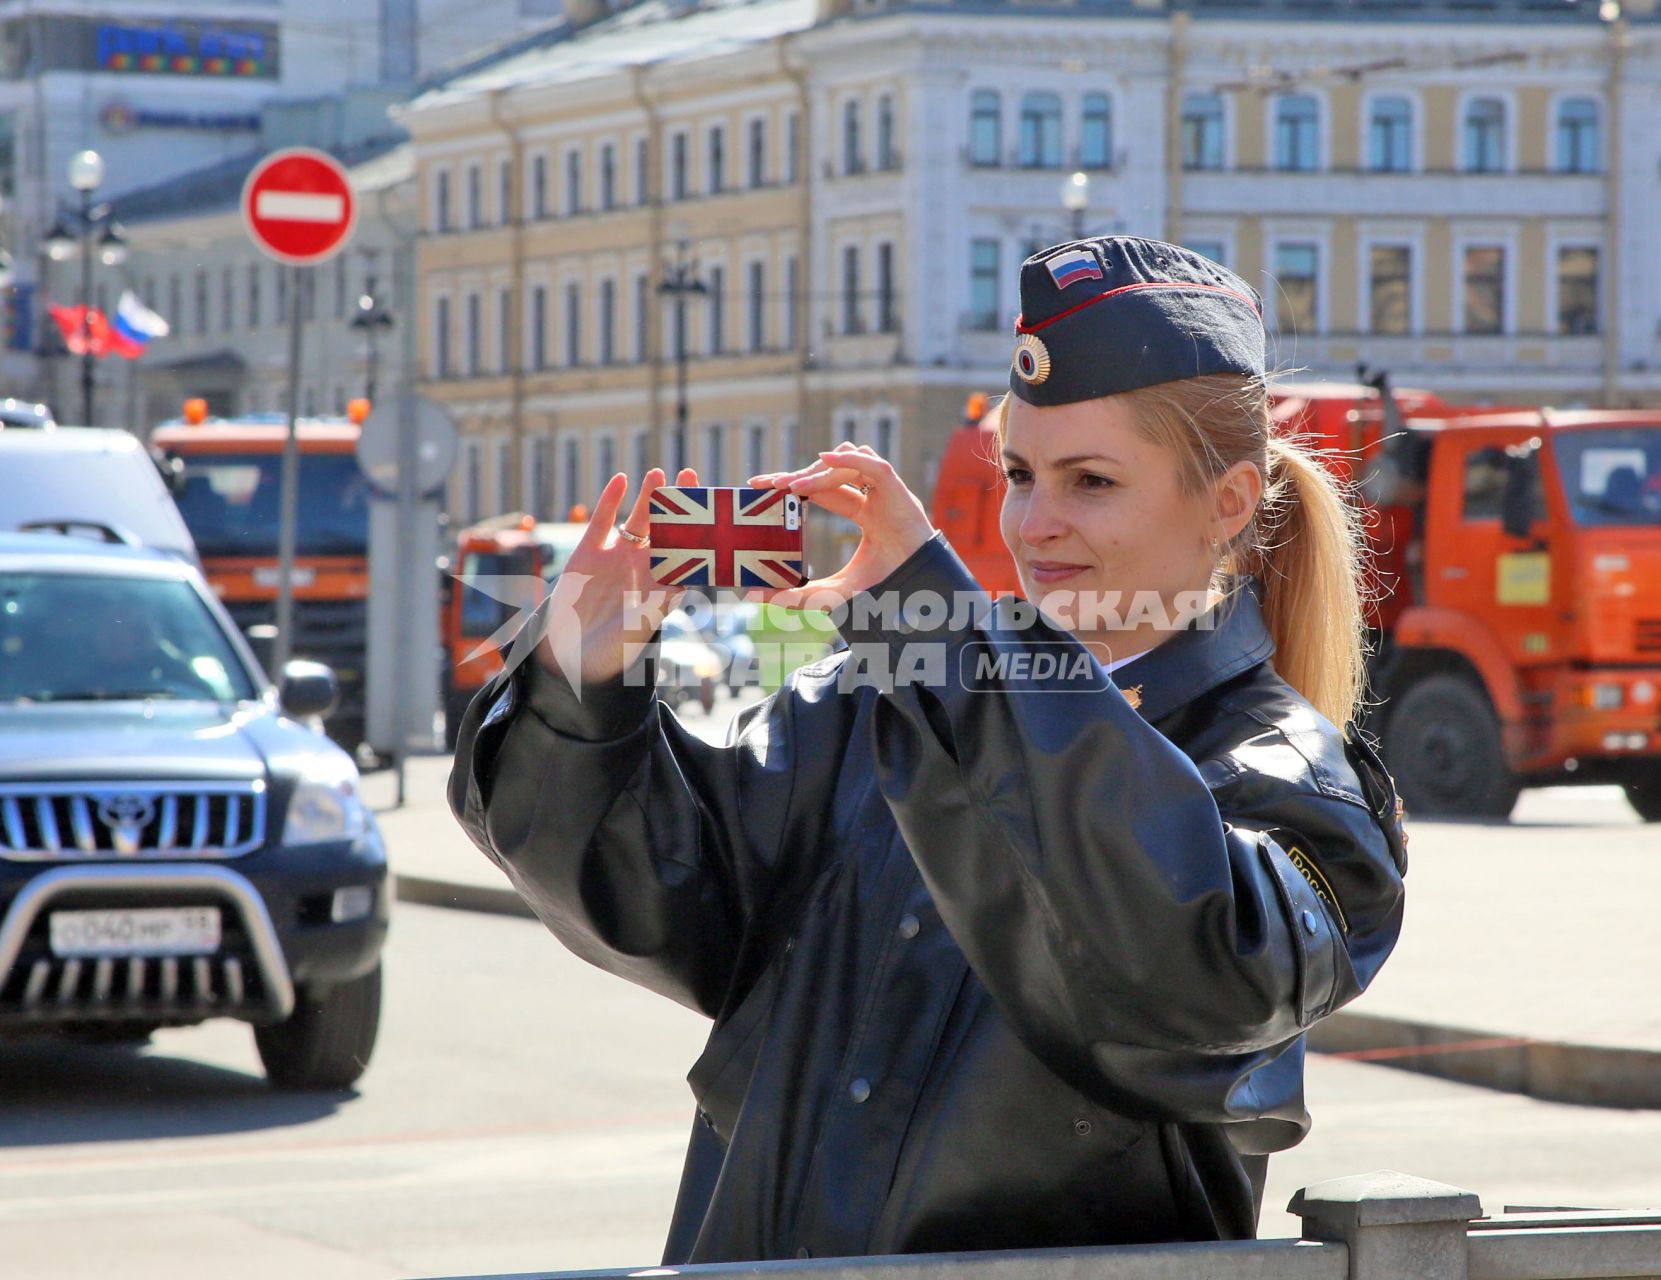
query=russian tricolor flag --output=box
[1046,248,1104,291]
[110,290,170,358]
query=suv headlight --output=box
[285,777,368,845]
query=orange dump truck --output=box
[151,415,373,751]
[931,383,1661,820]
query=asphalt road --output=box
[2,692,1656,1280]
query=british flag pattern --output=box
[648,486,807,588]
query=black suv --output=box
[0,534,388,1088]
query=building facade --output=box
[402,0,1661,549]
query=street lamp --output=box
[349,284,394,406]
[657,238,707,473]
[1061,171,1090,240]
[52,148,126,425]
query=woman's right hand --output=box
[534,466,697,686]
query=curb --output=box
[393,872,535,920]
[389,868,1661,1113]
[1310,1010,1661,1110]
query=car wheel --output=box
[1383,674,1520,819]
[1624,773,1661,823]
[254,963,382,1091]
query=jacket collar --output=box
[1110,579,1275,723]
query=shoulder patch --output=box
[1287,844,1348,934]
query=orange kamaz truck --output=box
[931,382,1661,820]
[152,413,373,752]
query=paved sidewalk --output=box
[361,705,1661,1110]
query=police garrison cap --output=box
[1009,236,1266,407]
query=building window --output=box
[1018,92,1062,168]
[783,255,798,349]
[597,434,615,488]
[561,436,581,516]
[435,169,452,231]
[193,270,207,334]
[466,293,481,374]
[497,439,512,515]
[843,99,863,175]
[565,149,582,214]
[746,423,767,478]
[599,279,616,364]
[748,261,765,352]
[708,264,725,354]
[1462,246,1505,334]
[467,164,482,228]
[635,273,650,362]
[1556,98,1600,174]
[969,89,1001,166]
[499,158,513,225]
[1463,97,1506,173]
[704,423,724,485]
[780,419,797,471]
[248,264,261,327]
[333,255,347,320]
[464,441,482,523]
[785,110,800,184]
[636,136,650,204]
[631,430,650,487]
[600,143,616,210]
[876,242,896,333]
[1274,95,1319,172]
[529,436,551,519]
[1182,93,1224,170]
[874,413,894,460]
[1369,96,1412,172]
[1080,93,1112,169]
[1185,239,1226,268]
[221,267,235,331]
[565,283,582,365]
[969,238,999,330]
[671,132,688,200]
[842,246,862,334]
[532,154,548,219]
[748,117,767,188]
[1274,243,1318,334]
[273,269,285,324]
[499,288,512,373]
[434,296,451,377]
[1369,244,1411,335]
[1557,246,1599,335]
[876,94,896,170]
[531,285,547,370]
[708,125,726,194]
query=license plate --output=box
[49,907,222,958]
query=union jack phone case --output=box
[648,486,807,589]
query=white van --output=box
[0,428,198,563]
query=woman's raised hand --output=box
[749,444,936,610]
[534,467,698,685]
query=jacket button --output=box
[1301,909,1318,936]
[849,1077,871,1103]
[897,913,920,940]
[1073,1118,1092,1137]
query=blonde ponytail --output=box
[1110,376,1368,730]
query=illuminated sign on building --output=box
[95,19,277,77]
[100,102,262,134]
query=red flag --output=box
[48,303,117,358]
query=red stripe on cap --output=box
[1015,280,1262,336]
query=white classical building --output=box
[400,0,1661,548]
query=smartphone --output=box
[647,486,807,589]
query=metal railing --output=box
[429,1171,1661,1280]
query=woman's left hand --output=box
[748,443,936,609]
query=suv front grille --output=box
[0,782,266,861]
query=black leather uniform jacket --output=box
[449,534,1407,1265]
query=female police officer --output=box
[449,237,1406,1264]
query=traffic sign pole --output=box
[241,147,357,694]
[273,266,305,677]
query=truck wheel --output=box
[1384,675,1520,819]
[1624,775,1661,823]
[254,963,381,1091]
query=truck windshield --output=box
[1554,428,1661,527]
[0,573,257,704]
[170,453,372,556]
[458,548,540,639]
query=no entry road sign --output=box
[241,147,356,265]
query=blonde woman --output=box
[450,237,1407,1264]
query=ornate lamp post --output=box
[657,238,707,473]
[350,281,394,407]
[44,150,127,425]
[1061,170,1090,240]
